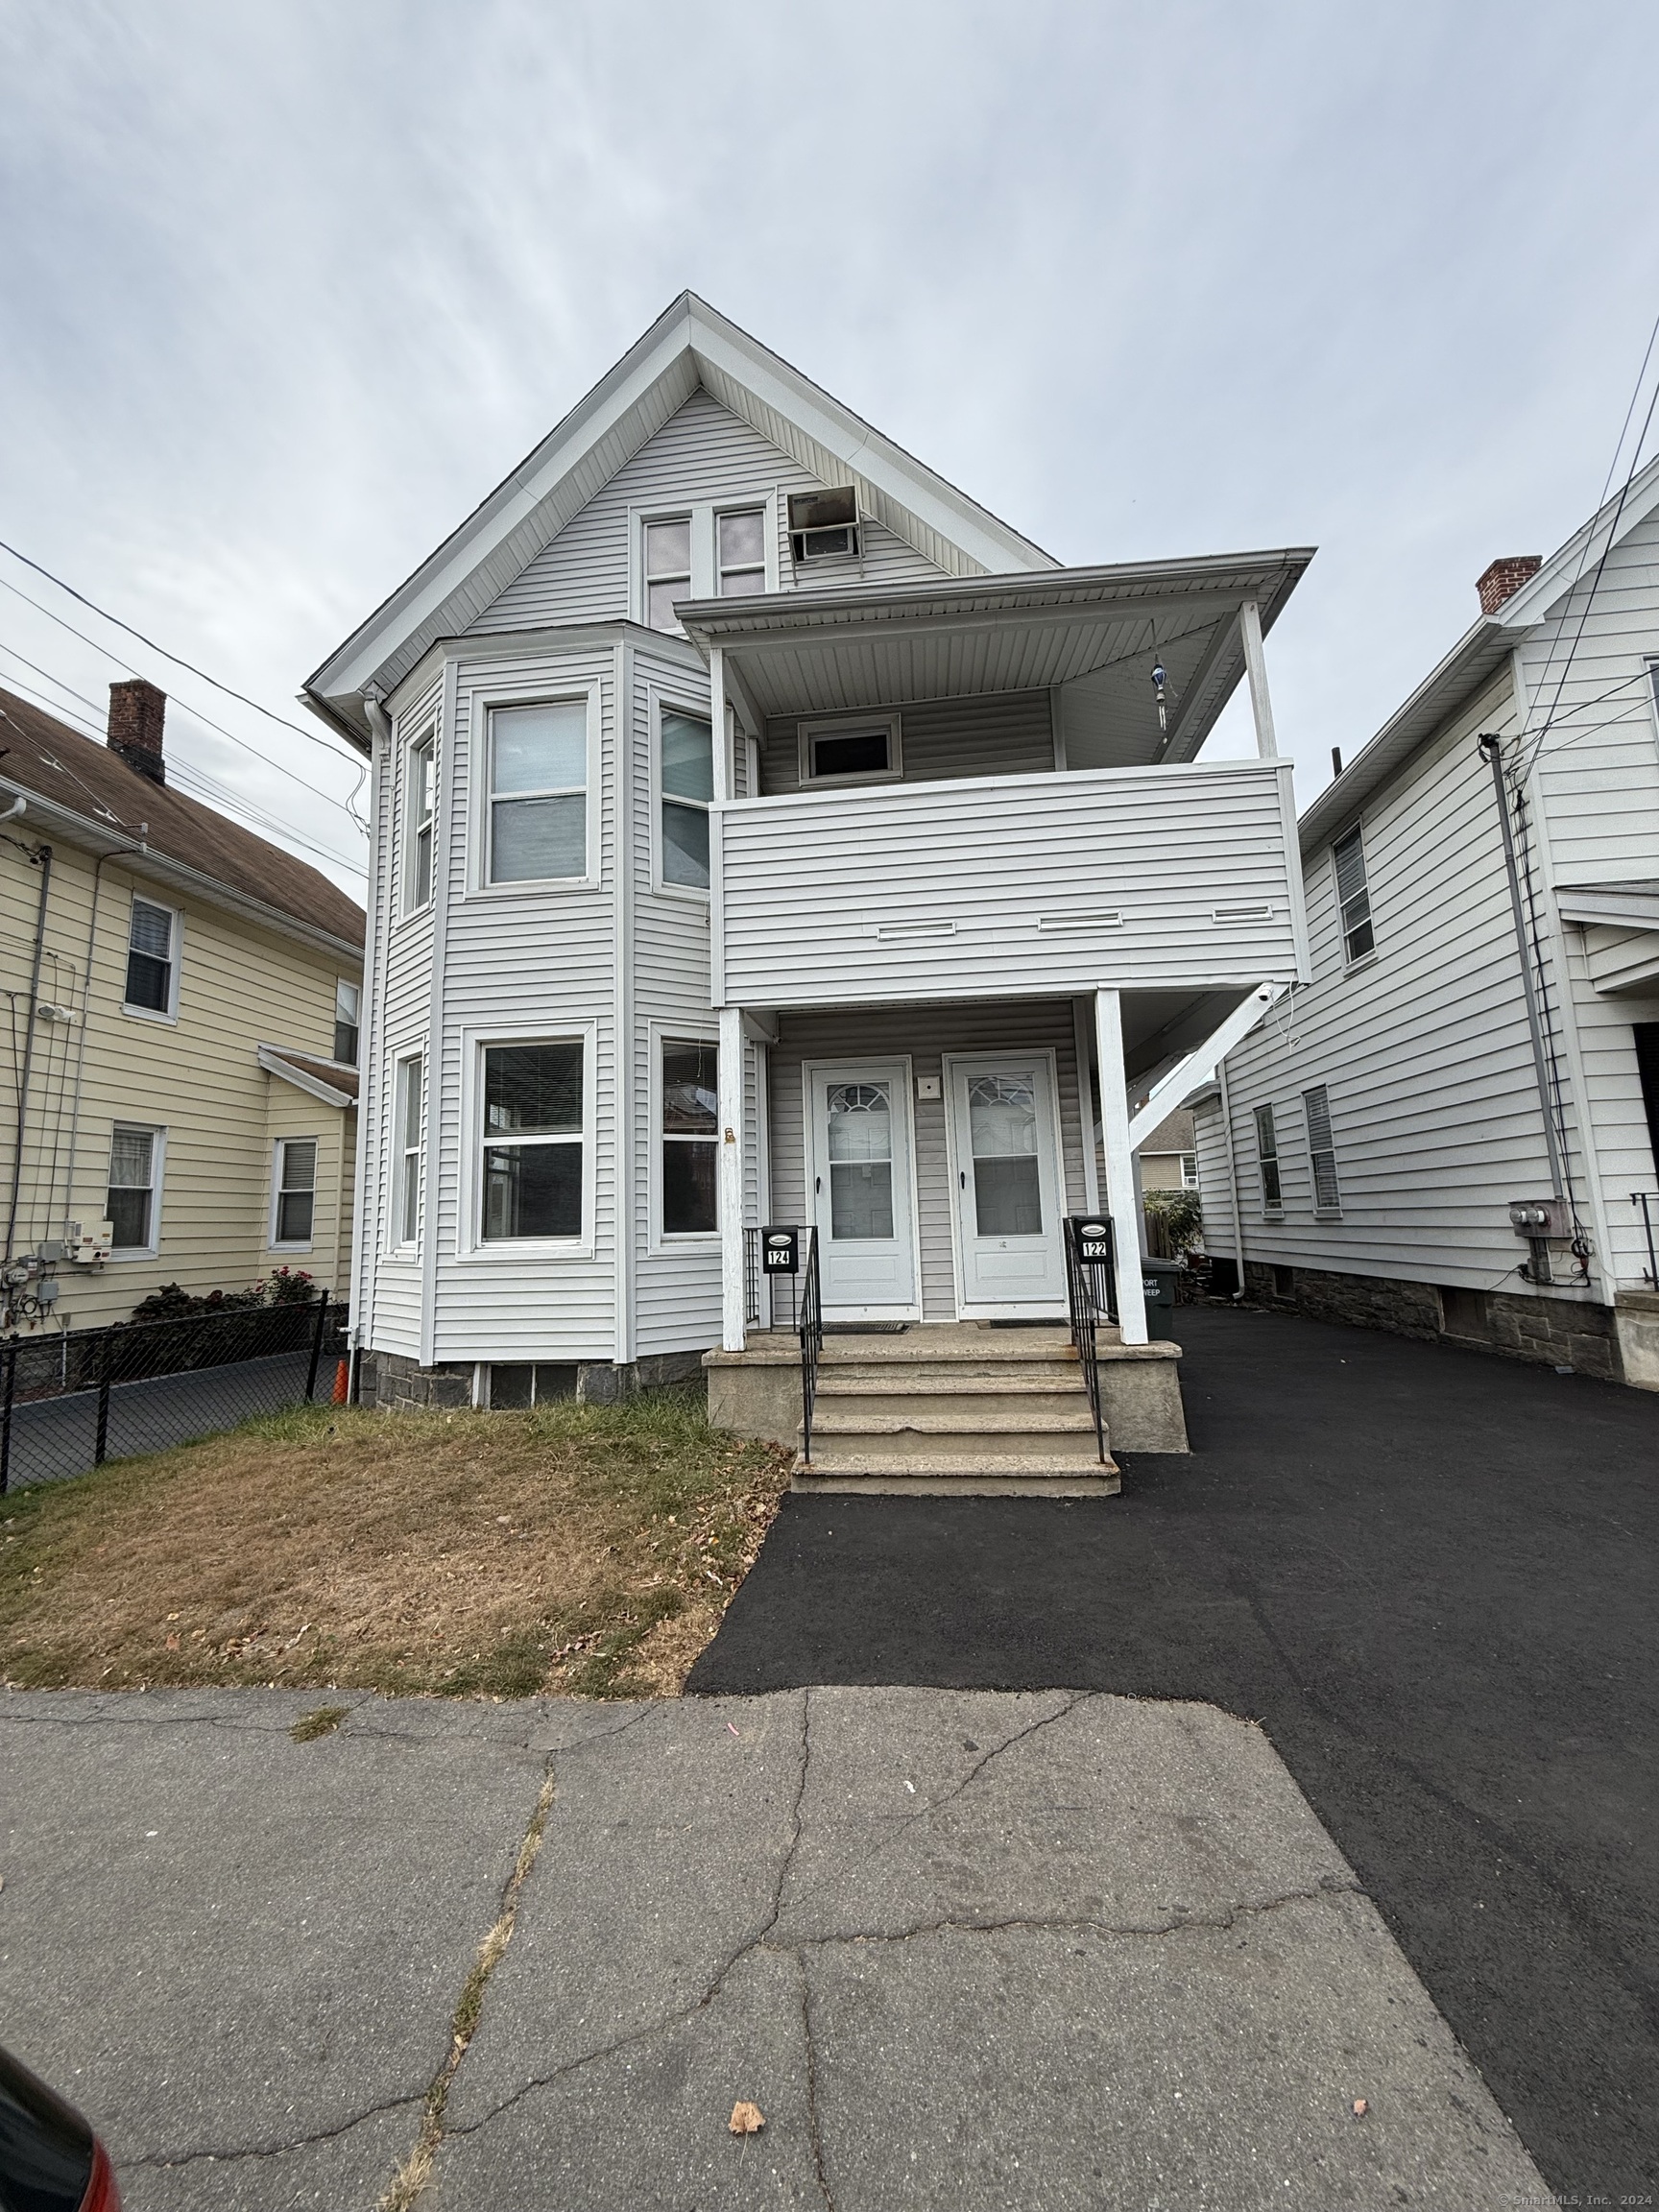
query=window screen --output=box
[488,701,588,883]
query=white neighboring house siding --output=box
[1515,508,1659,1288]
[1204,671,1586,1296]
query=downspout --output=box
[1479,733,1567,1197]
[1216,1058,1248,1302]
[350,691,391,1392]
[60,849,117,1252]
[5,837,53,1263]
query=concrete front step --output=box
[793,1448,1119,1481]
[792,1469,1123,1498]
[815,1383,1094,1422]
[820,1358,1085,1387]
[810,1409,1100,1445]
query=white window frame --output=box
[649,1021,721,1250]
[402,727,437,918]
[649,685,715,902]
[457,1022,597,1261]
[629,496,781,631]
[1331,822,1375,969]
[714,497,779,598]
[270,1136,319,1253]
[464,677,601,897]
[121,894,181,1024]
[1254,1103,1283,1215]
[107,1121,166,1258]
[391,1052,424,1255]
[798,711,904,787]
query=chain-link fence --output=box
[0,1294,349,1493]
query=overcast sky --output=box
[3,0,1657,899]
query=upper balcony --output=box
[679,549,1313,1011]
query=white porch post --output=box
[719,1001,747,1351]
[1238,599,1279,759]
[1094,988,1149,1345]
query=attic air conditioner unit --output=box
[788,488,860,565]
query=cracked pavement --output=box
[3,1686,1544,2208]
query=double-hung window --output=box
[334,978,360,1066]
[661,1040,718,1235]
[1303,1086,1341,1214]
[1333,825,1374,964]
[1254,1104,1282,1212]
[108,1124,161,1251]
[405,733,436,912]
[482,1041,584,1240]
[487,700,588,883]
[394,1055,423,1249]
[644,517,692,634]
[661,708,713,891]
[273,1139,317,1247]
[717,509,767,596]
[124,898,178,1015]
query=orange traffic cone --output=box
[332,1358,349,1406]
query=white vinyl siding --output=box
[272,1137,318,1249]
[467,389,948,635]
[718,758,1301,1009]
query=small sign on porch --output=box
[761,1227,800,1274]
[1070,1214,1115,1266]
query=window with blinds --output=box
[1332,826,1374,964]
[1303,1085,1341,1214]
[125,898,178,1015]
[1254,1104,1282,1211]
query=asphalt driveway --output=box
[3,1350,316,1487]
[689,1305,1659,2201]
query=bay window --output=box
[661,1039,718,1235]
[487,699,589,883]
[482,1041,584,1240]
[661,708,712,891]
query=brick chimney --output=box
[1477,556,1543,616]
[108,679,167,785]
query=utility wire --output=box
[0,574,367,832]
[0,536,349,760]
[0,646,367,878]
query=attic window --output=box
[644,517,691,632]
[788,488,859,565]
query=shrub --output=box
[1143,1188,1204,1258]
[131,1268,317,1323]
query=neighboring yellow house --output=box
[0,679,364,1336]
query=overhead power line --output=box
[0,536,349,761]
[0,574,367,833]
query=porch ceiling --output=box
[679,549,1312,767]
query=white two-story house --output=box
[304,295,1312,1482]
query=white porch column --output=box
[1094,988,1149,1345]
[1238,599,1279,759]
[719,1001,747,1351]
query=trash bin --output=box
[1140,1257,1183,1340]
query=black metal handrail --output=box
[1634,1191,1658,1288]
[799,1226,823,1465]
[1063,1216,1118,1466]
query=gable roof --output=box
[304,293,1059,745]
[0,685,365,956]
[1299,448,1659,854]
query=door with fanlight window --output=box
[946,1055,1067,1315]
[805,1062,918,1318]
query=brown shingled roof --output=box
[0,685,365,950]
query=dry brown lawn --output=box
[0,1391,790,1699]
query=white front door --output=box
[805,1061,919,1318]
[947,1054,1068,1316]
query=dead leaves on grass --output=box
[0,1403,790,1699]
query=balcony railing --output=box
[712,756,1305,1009]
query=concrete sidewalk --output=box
[0,1688,1542,2211]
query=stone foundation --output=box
[359,1346,708,1410]
[1240,1262,1623,1382]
